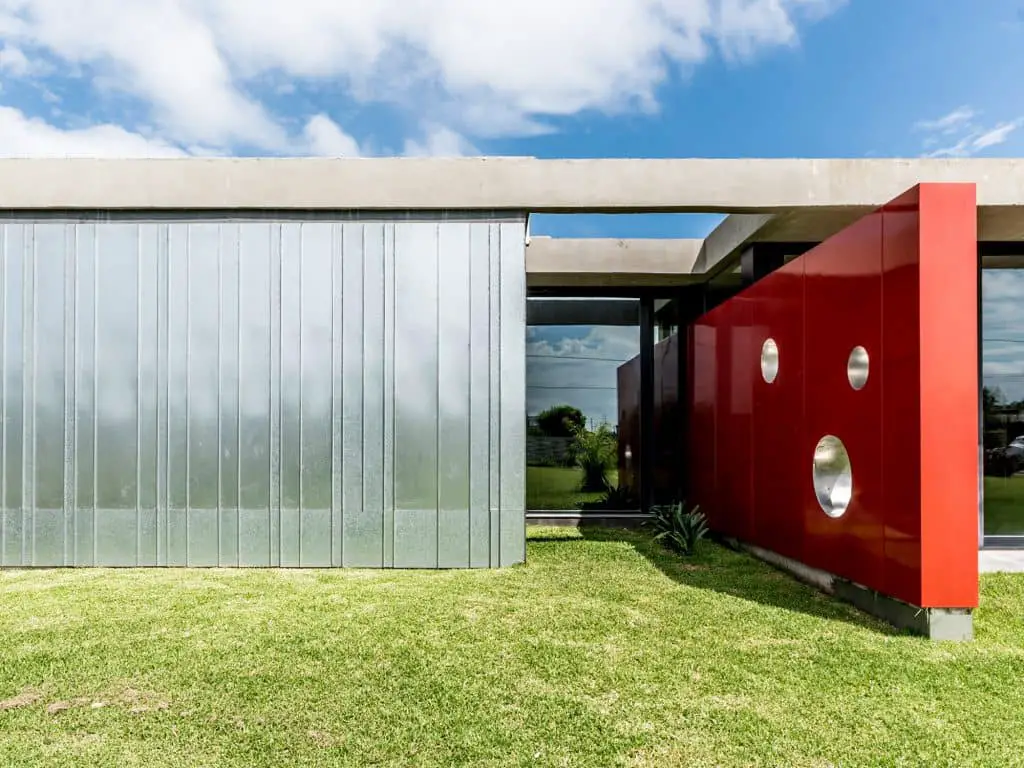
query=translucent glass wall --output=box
[0,214,526,567]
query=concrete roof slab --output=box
[1,157,1023,214]
[526,236,702,288]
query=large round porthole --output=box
[813,436,853,519]
[761,339,779,384]
[847,346,869,391]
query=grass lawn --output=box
[525,465,620,510]
[2,528,1024,767]
[984,475,1024,534]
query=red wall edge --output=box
[918,185,979,607]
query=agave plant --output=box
[647,501,709,556]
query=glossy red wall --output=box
[687,184,979,609]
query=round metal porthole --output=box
[761,339,779,384]
[813,436,852,519]
[847,346,869,391]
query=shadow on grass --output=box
[531,525,897,634]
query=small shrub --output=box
[578,480,638,511]
[647,501,708,556]
[536,405,586,437]
[570,423,617,493]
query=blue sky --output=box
[2,3,1021,243]
[2,0,1022,417]
[4,0,1013,241]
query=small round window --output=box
[847,346,869,391]
[761,339,779,384]
[813,436,853,519]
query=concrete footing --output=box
[724,538,973,641]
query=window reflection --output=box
[982,268,1024,537]
[526,303,640,512]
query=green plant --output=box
[570,423,617,492]
[535,405,586,437]
[647,500,709,556]
[578,480,638,511]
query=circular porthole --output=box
[847,346,869,391]
[813,436,853,519]
[761,339,779,384]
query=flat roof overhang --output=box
[2,157,1023,213]
[3,157,1023,290]
[526,237,703,289]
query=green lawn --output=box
[984,475,1024,534]
[525,465,620,510]
[2,528,1023,767]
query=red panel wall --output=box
[749,259,805,562]
[688,322,717,526]
[688,184,978,609]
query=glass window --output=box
[526,299,640,512]
[982,267,1024,540]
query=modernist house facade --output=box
[0,157,1020,638]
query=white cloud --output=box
[915,106,975,134]
[974,120,1023,150]
[917,106,1023,157]
[0,0,283,148]
[0,105,186,156]
[403,124,477,157]
[527,324,640,425]
[0,0,839,154]
[0,43,31,75]
[302,113,361,156]
[527,324,640,363]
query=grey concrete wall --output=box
[0,213,526,568]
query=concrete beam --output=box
[526,237,702,288]
[526,299,639,326]
[1,157,1024,214]
[693,213,774,276]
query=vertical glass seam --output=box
[297,223,304,562]
[436,221,441,567]
[266,223,274,564]
[63,224,74,565]
[217,224,223,564]
[26,224,36,564]
[160,224,169,565]
[384,222,396,568]
[330,223,338,566]
[276,223,283,564]
[185,224,191,564]
[237,223,242,565]
[467,222,475,566]
[0,225,6,564]
[92,225,98,566]
[496,223,502,566]
[136,224,143,565]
